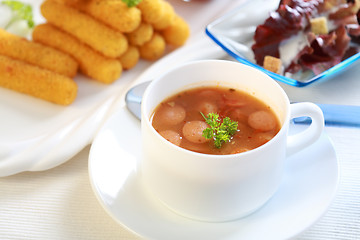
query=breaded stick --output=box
[119,45,140,70]
[137,0,164,24]
[126,22,154,46]
[139,32,166,61]
[161,15,190,47]
[33,24,122,84]
[0,55,77,105]
[0,28,78,77]
[152,1,175,30]
[60,0,142,33]
[40,0,128,58]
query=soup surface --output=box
[151,86,280,155]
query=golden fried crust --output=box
[0,55,77,105]
[119,45,140,70]
[60,0,142,33]
[139,32,166,61]
[41,0,128,58]
[161,15,190,47]
[152,1,175,30]
[32,23,122,84]
[0,28,78,77]
[126,22,154,46]
[137,0,165,24]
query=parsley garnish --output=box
[1,0,34,28]
[201,112,238,149]
[121,0,142,7]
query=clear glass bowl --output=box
[205,0,360,87]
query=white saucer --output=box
[88,107,339,240]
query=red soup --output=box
[151,86,281,155]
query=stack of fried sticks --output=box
[0,0,190,105]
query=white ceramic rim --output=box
[141,59,291,160]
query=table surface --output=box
[0,0,359,239]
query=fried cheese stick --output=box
[40,0,128,58]
[32,24,122,84]
[119,45,140,70]
[152,1,175,30]
[0,55,77,105]
[161,15,190,47]
[137,0,165,24]
[126,22,154,46]
[139,32,166,61]
[0,28,78,77]
[60,0,142,33]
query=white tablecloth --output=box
[0,0,359,239]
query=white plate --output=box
[89,107,339,240]
[0,0,243,176]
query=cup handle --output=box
[286,102,324,157]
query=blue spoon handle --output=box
[293,104,360,127]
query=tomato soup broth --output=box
[151,86,281,155]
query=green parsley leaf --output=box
[121,0,142,7]
[201,112,238,149]
[1,0,34,28]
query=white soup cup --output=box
[141,60,324,222]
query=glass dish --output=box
[205,0,360,87]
